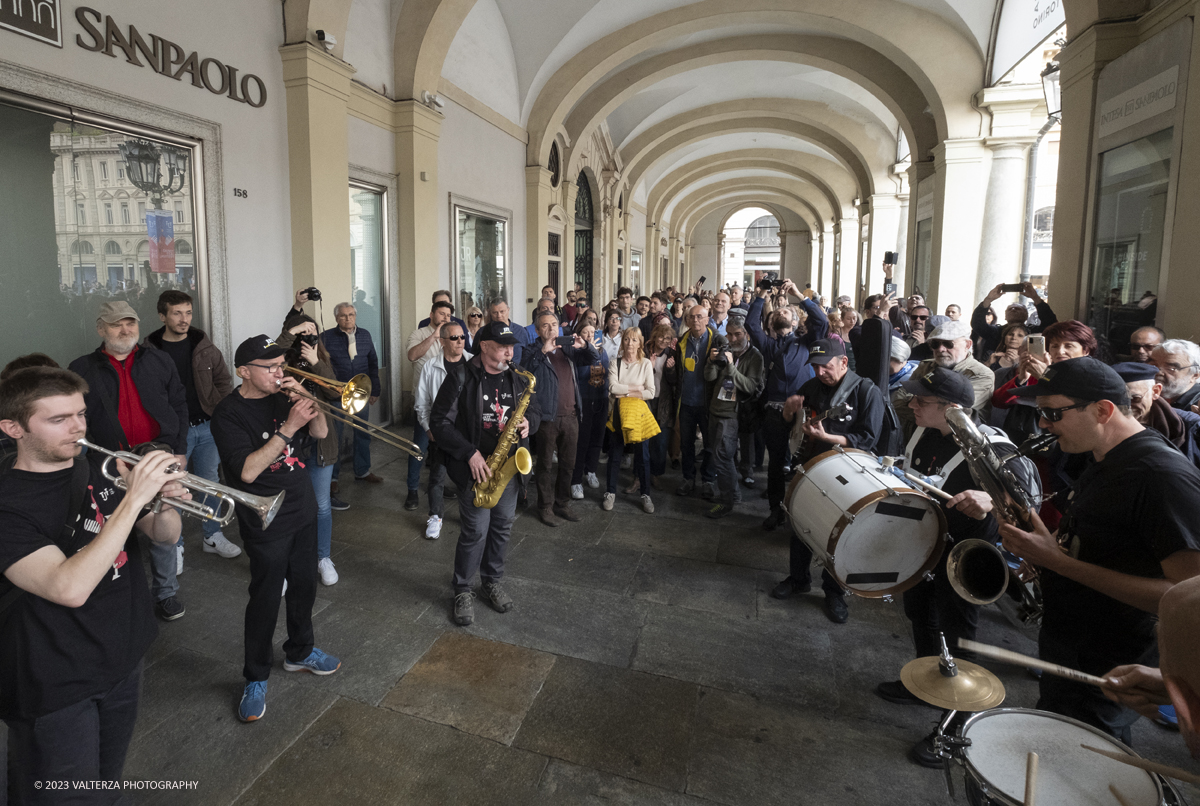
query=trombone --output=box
[78,439,284,528]
[278,377,424,461]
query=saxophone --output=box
[473,364,537,508]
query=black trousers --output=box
[902,546,980,659]
[765,407,791,510]
[788,536,843,597]
[6,662,142,805]
[242,519,318,682]
[1036,628,1152,745]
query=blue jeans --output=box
[678,403,715,483]
[332,403,371,480]
[308,446,334,560]
[407,424,431,492]
[185,421,220,538]
[648,424,671,477]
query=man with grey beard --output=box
[925,319,994,419]
[68,300,190,621]
[1150,339,1200,411]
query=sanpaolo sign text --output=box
[74,7,267,108]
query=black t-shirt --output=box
[1043,428,1200,658]
[210,388,317,539]
[909,428,1009,546]
[0,455,157,719]
[157,337,204,421]
[479,371,516,457]
[796,372,884,458]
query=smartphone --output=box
[1001,283,1024,293]
[1027,334,1046,359]
[554,335,573,347]
[884,251,898,264]
[697,276,707,285]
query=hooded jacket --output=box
[144,326,232,417]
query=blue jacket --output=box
[576,346,610,412]
[745,295,829,402]
[520,339,599,422]
[320,326,381,393]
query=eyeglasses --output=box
[468,313,482,319]
[1128,343,1155,352]
[245,362,286,373]
[929,339,956,350]
[440,335,465,341]
[1036,401,1092,422]
[1158,362,1198,373]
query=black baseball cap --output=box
[807,339,846,365]
[901,363,975,408]
[234,334,288,367]
[1011,357,1130,405]
[475,321,520,346]
[1111,361,1159,383]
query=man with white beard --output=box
[925,319,994,419]
[1150,339,1200,411]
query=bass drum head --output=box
[828,490,945,597]
[961,708,1163,806]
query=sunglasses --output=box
[912,314,929,321]
[929,339,956,350]
[468,313,482,319]
[1036,401,1091,422]
[441,335,465,341]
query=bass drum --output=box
[784,447,946,597]
[958,708,1164,805]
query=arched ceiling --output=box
[339,0,1005,247]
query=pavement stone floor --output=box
[13,439,1197,806]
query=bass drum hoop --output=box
[958,707,1165,806]
[784,448,947,598]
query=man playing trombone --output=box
[0,366,188,800]
[211,335,341,723]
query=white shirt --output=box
[414,351,472,431]
[602,332,622,361]
[341,326,358,361]
[407,325,442,379]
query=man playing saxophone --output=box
[431,321,542,626]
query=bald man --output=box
[1103,576,1200,759]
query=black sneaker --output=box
[761,509,787,531]
[770,577,812,599]
[909,733,943,769]
[823,593,849,624]
[329,496,350,511]
[876,680,925,705]
[706,503,734,519]
[404,489,419,510]
[453,591,475,626]
[155,596,185,621]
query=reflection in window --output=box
[349,186,388,389]
[455,206,507,315]
[914,218,933,297]
[0,102,200,366]
[1089,128,1171,349]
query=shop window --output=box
[913,218,933,298]
[1088,128,1172,349]
[348,185,390,420]
[453,196,509,315]
[0,100,203,365]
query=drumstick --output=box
[902,471,954,501]
[1082,744,1200,786]
[1109,784,1134,806]
[1024,752,1038,806]
[957,640,1160,698]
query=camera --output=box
[884,251,898,265]
[757,272,784,290]
[302,286,322,301]
[709,334,730,368]
[299,332,319,348]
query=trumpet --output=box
[284,366,371,414]
[78,439,284,528]
[276,379,424,461]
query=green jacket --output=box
[704,345,764,419]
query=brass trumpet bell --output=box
[284,367,372,414]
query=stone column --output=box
[668,235,679,288]
[976,138,1035,301]
[867,194,902,297]
[905,160,936,297]
[526,165,553,304]
[894,193,910,294]
[930,138,987,313]
[280,43,355,304]
[821,225,837,301]
[646,224,659,289]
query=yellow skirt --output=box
[607,397,662,443]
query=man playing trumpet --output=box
[211,335,341,723]
[0,366,189,800]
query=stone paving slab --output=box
[628,553,759,618]
[505,531,645,596]
[532,758,713,805]
[381,631,556,745]
[715,524,791,573]
[513,656,699,792]
[597,513,721,562]
[235,697,549,806]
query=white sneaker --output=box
[203,531,242,559]
[641,494,655,514]
[176,545,184,576]
[602,492,615,511]
[425,515,442,540]
[571,484,584,500]
[586,472,599,489]
[317,557,339,586]
[281,579,288,597]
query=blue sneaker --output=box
[1157,704,1179,729]
[238,680,267,722]
[283,647,341,675]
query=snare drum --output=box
[957,708,1164,805]
[784,447,946,597]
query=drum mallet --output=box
[1024,752,1038,806]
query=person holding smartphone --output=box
[972,281,1058,357]
[520,309,598,526]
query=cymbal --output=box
[901,656,1006,711]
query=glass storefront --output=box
[349,184,390,422]
[1,100,202,367]
[913,218,933,298]
[1088,127,1172,348]
[453,202,508,314]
